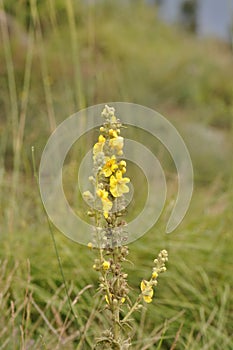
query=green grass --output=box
[0,0,233,349]
[1,188,232,349]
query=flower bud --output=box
[102,260,110,271]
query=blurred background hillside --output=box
[0,1,232,349]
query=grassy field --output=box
[0,1,232,349]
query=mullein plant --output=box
[83,105,168,349]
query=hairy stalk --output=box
[83,105,168,349]
[113,249,120,341]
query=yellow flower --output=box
[96,189,113,218]
[140,280,154,303]
[96,188,108,200]
[109,129,118,138]
[119,160,126,167]
[93,135,106,156]
[109,136,124,154]
[119,160,127,174]
[102,156,118,177]
[121,297,126,304]
[140,280,148,292]
[110,170,130,198]
[102,260,110,270]
[143,294,153,303]
[152,271,158,279]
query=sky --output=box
[197,0,233,41]
[157,0,233,42]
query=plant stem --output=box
[113,305,120,341]
[112,247,120,342]
[122,296,142,323]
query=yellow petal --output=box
[98,135,106,143]
[111,164,118,172]
[110,187,119,198]
[97,189,109,200]
[105,293,113,305]
[143,295,153,303]
[121,177,130,184]
[93,142,103,155]
[119,183,129,194]
[102,167,112,177]
[110,175,117,186]
[102,198,112,213]
[115,170,122,180]
[152,271,158,279]
[140,280,146,292]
